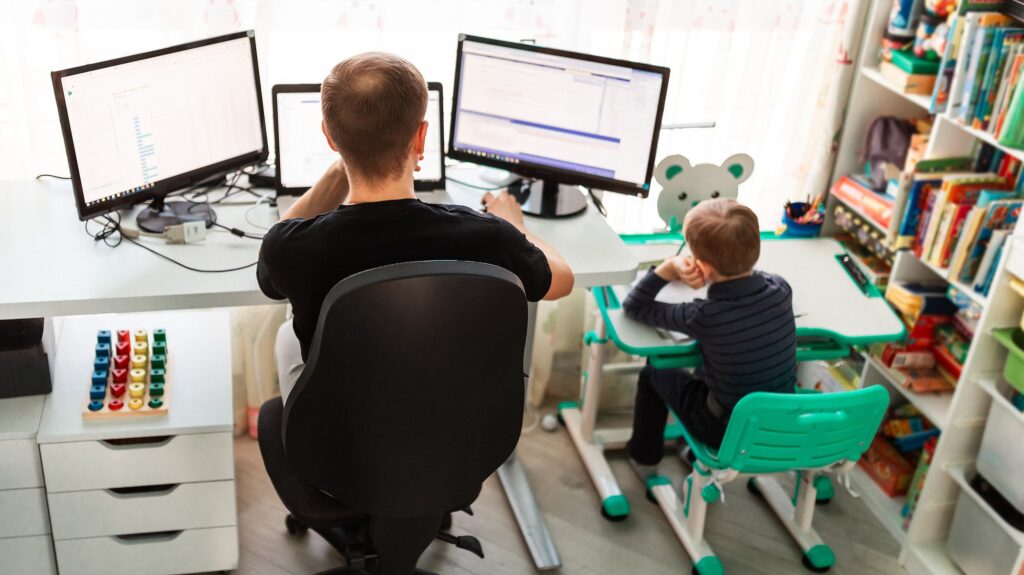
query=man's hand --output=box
[482,190,525,228]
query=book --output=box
[948,206,988,277]
[995,53,1024,136]
[938,203,976,267]
[881,61,937,95]
[948,13,982,116]
[960,199,1023,283]
[999,70,1024,148]
[896,159,974,250]
[977,34,1024,128]
[920,173,1006,261]
[830,175,894,230]
[990,44,1023,131]
[975,229,1010,291]
[929,204,958,266]
[932,13,964,113]
[959,27,994,124]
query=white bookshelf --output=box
[826,1,1024,573]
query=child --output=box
[623,198,797,476]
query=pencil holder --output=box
[778,202,822,238]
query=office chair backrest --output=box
[716,386,889,474]
[283,261,528,518]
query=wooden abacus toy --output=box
[82,327,169,420]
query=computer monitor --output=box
[52,31,268,232]
[448,34,669,218]
[272,82,446,195]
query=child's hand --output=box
[654,257,681,281]
[676,257,706,289]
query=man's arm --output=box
[483,191,574,300]
[280,159,350,221]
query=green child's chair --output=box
[645,386,889,575]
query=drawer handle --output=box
[107,484,180,497]
[100,436,173,449]
[113,530,184,544]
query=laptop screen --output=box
[274,84,445,193]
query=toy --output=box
[82,327,169,420]
[654,153,754,231]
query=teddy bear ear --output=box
[721,153,754,184]
[654,155,693,186]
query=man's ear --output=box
[413,121,428,156]
[721,153,754,184]
[322,120,339,152]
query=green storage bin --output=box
[992,329,1024,394]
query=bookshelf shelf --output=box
[861,66,933,111]
[850,465,908,545]
[864,354,952,430]
[918,255,990,307]
[945,464,1024,546]
[938,113,1024,163]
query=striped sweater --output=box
[623,270,797,408]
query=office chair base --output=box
[285,514,309,535]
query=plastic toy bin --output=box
[977,379,1024,514]
[992,329,1024,394]
[946,481,1022,575]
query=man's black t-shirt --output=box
[257,199,552,360]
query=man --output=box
[257,52,575,401]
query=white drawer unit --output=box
[54,526,239,575]
[0,535,58,575]
[0,488,51,538]
[40,432,234,493]
[47,480,236,540]
[0,437,44,490]
[0,394,54,574]
[38,311,238,575]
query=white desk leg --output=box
[499,302,562,570]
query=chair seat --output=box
[672,386,888,474]
[258,398,367,529]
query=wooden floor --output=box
[232,419,904,575]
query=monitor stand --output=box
[136,196,215,234]
[508,178,588,218]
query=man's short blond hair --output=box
[321,52,427,180]
[684,199,760,277]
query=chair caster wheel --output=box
[285,514,308,535]
[802,554,832,573]
[746,478,761,497]
[816,497,832,505]
[600,506,628,522]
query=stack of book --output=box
[881,282,961,392]
[882,50,940,96]
[930,11,1024,148]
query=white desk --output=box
[0,169,639,571]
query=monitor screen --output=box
[274,85,445,192]
[449,36,668,196]
[53,31,267,220]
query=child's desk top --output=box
[595,237,905,361]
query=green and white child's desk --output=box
[558,236,906,572]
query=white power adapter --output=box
[165,221,207,244]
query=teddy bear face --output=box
[655,153,754,231]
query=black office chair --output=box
[258,261,528,575]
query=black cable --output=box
[36,174,70,180]
[588,188,607,217]
[446,176,507,191]
[85,214,258,273]
[212,222,264,240]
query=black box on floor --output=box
[0,319,52,398]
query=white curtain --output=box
[3,0,863,232]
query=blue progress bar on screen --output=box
[462,109,620,143]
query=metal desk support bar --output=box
[499,301,561,570]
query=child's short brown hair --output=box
[684,199,760,277]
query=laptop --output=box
[272,82,447,212]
